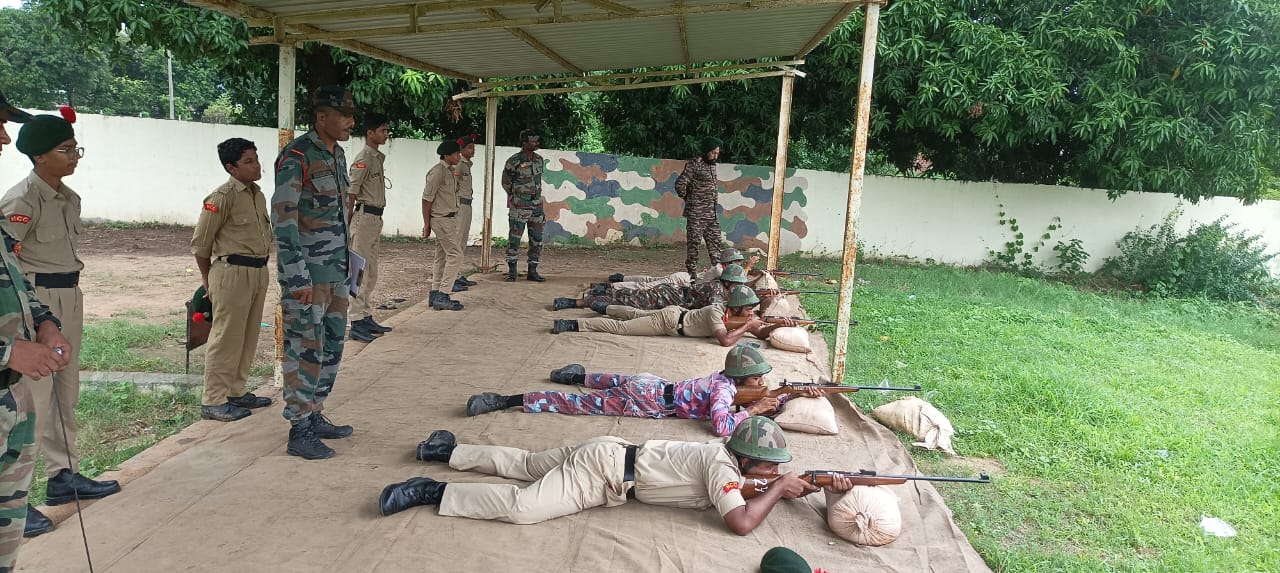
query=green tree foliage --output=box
[600,1,1280,203]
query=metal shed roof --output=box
[185,0,865,81]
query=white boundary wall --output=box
[2,113,1277,275]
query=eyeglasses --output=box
[53,146,85,158]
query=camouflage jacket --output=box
[501,151,545,210]
[674,157,719,215]
[0,229,58,369]
[272,131,350,289]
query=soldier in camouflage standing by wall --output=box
[500,129,547,282]
[272,86,358,460]
[0,91,72,562]
[675,136,725,276]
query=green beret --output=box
[759,547,812,573]
[437,139,461,156]
[16,115,75,157]
[700,136,723,154]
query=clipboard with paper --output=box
[348,249,367,295]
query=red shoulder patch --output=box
[354,162,367,169]
[721,481,740,493]
[13,243,21,256]
[7,214,30,224]
[203,203,219,213]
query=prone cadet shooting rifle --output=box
[741,469,991,499]
[754,288,836,297]
[733,379,921,406]
[724,315,860,329]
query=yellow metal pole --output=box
[273,44,296,388]
[831,2,881,384]
[481,95,498,270]
[766,72,796,269]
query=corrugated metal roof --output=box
[185,0,865,80]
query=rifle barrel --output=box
[849,385,923,392]
[848,470,991,484]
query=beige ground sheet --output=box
[18,274,991,572]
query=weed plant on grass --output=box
[795,258,1279,572]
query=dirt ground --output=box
[77,224,686,372]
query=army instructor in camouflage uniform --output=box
[675,136,725,276]
[500,129,547,282]
[0,91,73,562]
[346,113,393,342]
[272,85,357,460]
[3,109,121,538]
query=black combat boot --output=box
[379,477,446,516]
[45,469,121,505]
[550,364,586,385]
[527,263,546,282]
[552,297,578,311]
[466,392,514,416]
[23,505,52,538]
[349,319,376,342]
[451,277,470,292]
[201,402,251,422]
[457,274,478,287]
[505,262,518,282]
[311,412,353,439]
[286,417,335,460]
[607,273,624,283]
[362,316,392,333]
[429,290,463,311]
[228,391,273,409]
[589,300,610,314]
[415,430,457,462]
[588,283,609,296]
[552,319,580,334]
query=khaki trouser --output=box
[24,284,82,477]
[431,214,464,293]
[348,210,382,319]
[613,272,692,291]
[203,260,269,406]
[438,438,632,525]
[579,305,681,337]
[457,202,473,272]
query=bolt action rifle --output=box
[754,288,837,297]
[760,269,825,278]
[741,469,991,499]
[724,315,860,330]
[733,379,921,406]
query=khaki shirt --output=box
[457,157,474,200]
[681,304,727,338]
[348,145,387,208]
[633,439,747,516]
[422,160,461,217]
[191,177,271,259]
[0,172,84,274]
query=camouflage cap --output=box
[727,284,759,308]
[519,128,540,143]
[726,416,791,463]
[724,345,771,377]
[719,264,749,284]
[312,85,357,114]
[719,247,745,263]
[0,91,33,123]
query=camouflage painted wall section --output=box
[540,150,809,253]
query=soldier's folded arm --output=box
[272,154,312,294]
[674,164,691,198]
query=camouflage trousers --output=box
[584,284,687,310]
[0,383,37,571]
[280,282,349,422]
[523,373,674,418]
[506,208,545,265]
[684,208,722,275]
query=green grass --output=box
[88,220,188,230]
[80,319,184,372]
[28,383,201,506]
[794,258,1280,573]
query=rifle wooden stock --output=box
[740,470,991,499]
[732,381,922,406]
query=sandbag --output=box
[826,486,902,546]
[774,397,837,435]
[752,270,779,290]
[768,326,811,353]
[762,295,792,317]
[871,396,957,455]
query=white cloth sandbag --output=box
[826,486,902,546]
[768,326,811,353]
[762,296,792,317]
[752,270,779,291]
[774,397,838,435]
[871,396,957,455]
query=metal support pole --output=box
[831,3,881,384]
[766,72,796,269]
[274,44,297,388]
[481,95,498,270]
[167,50,176,120]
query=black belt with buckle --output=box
[623,445,639,483]
[34,272,79,289]
[459,198,473,206]
[358,204,385,217]
[226,254,269,268]
[435,212,457,218]
[676,310,689,337]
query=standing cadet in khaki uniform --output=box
[422,140,465,311]
[451,133,479,293]
[190,137,274,422]
[346,113,393,342]
[379,417,853,536]
[1,113,120,535]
